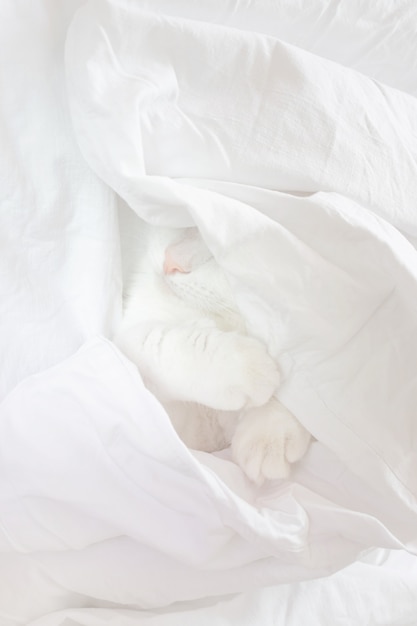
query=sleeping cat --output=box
[114,224,311,483]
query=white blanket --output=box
[2,1,417,624]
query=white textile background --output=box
[1,1,417,624]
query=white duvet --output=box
[2,1,417,624]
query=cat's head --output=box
[161,228,239,320]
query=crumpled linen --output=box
[2,0,417,624]
[65,0,417,547]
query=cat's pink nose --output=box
[163,252,190,275]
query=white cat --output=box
[114,224,311,484]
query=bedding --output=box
[1,0,417,624]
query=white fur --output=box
[114,224,311,483]
[231,398,312,484]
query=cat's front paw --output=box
[213,334,281,411]
[231,398,311,484]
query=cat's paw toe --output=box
[231,399,311,484]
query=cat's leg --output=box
[231,398,311,484]
[162,400,233,452]
[115,320,280,411]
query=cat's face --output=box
[161,228,239,319]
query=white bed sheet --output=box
[0,0,120,401]
[2,1,417,625]
[132,0,417,97]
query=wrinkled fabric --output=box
[2,0,417,624]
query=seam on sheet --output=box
[309,285,396,370]
[296,364,417,508]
